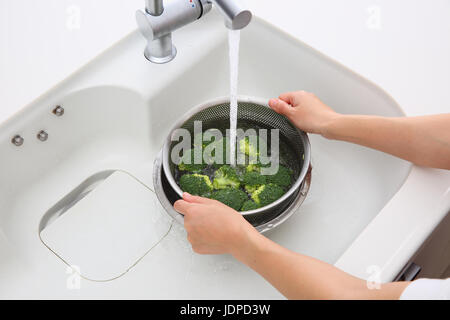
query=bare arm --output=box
[233,223,410,300]
[269,91,450,170]
[325,114,450,169]
[174,193,410,300]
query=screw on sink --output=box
[53,106,64,116]
[11,135,24,146]
[37,130,48,142]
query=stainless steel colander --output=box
[161,96,311,226]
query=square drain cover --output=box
[40,171,172,281]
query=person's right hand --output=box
[173,193,257,256]
[269,91,340,137]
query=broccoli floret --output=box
[246,162,274,173]
[242,171,266,194]
[241,200,260,211]
[178,149,207,173]
[251,184,285,207]
[243,171,266,186]
[210,188,248,211]
[266,165,292,188]
[245,185,258,194]
[246,163,261,173]
[179,174,213,196]
[239,136,259,158]
[213,165,241,189]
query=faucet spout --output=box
[211,0,252,30]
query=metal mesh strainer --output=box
[162,96,311,226]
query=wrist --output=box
[229,223,264,263]
[321,113,346,140]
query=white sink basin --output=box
[0,10,419,298]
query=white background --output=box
[1,0,449,124]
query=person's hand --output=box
[269,91,341,137]
[174,193,257,255]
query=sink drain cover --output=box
[40,171,173,281]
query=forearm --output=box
[323,114,450,170]
[232,229,410,300]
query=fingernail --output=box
[269,99,278,106]
[183,192,191,198]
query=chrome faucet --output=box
[136,0,252,63]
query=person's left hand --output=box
[174,193,256,255]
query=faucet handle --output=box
[210,0,252,30]
[137,0,211,63]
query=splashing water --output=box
[228,29,240,167]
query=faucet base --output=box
[143,33,177,64]
[144,45,177,64]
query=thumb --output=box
[174,199,196,215]
[183,192,211,204]
[269,98,293,117]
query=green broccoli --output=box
[210,188,248,211]
[213,165,241,189]
[179,174,213,196]
[246,163,261,173]
[243,171,266,186]
[266,165,292,188]
[239,136,259,158]
[244,186,258,194]
[178,149,206,173]
[246,161,274,173]
[241,200,260,211]
[251,183,285,207]
[242,171,266,194]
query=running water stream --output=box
[228,29,241,167]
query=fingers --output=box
[183,192,211,204]
[269,98,293,116]
[173,199,196,216]
[280,90,312,104]
[279,92,296,104]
